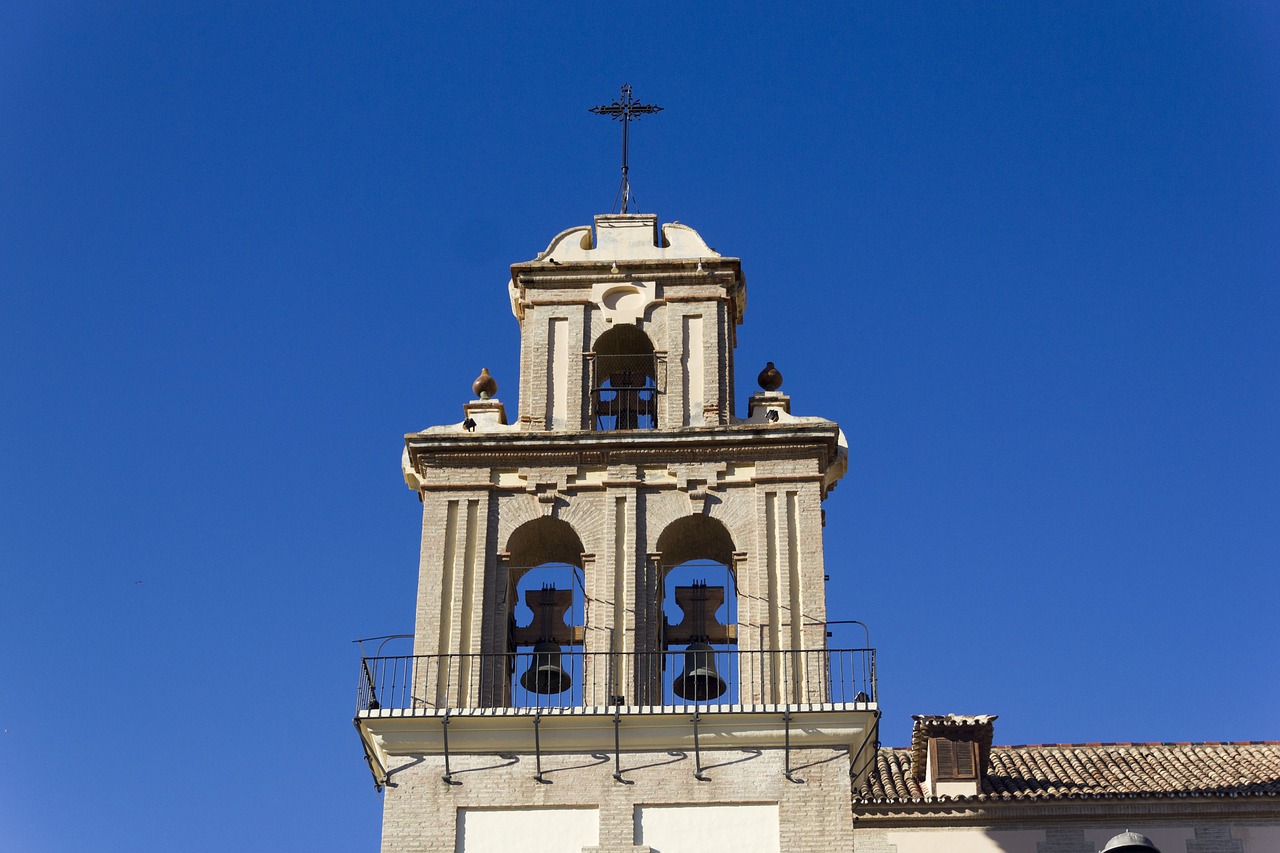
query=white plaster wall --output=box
[457,807,598,853]
[876,828,1068,852]
[637,803,780,853]
[1237,826,1280,849]
[864,823,1280,853]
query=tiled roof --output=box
[856,742,1280,803]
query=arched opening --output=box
[503,518,587,708]
[655,514,735,569]
[655,515,739,704]
[590,323,659,430]
[506,516,585,569]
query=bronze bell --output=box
[520,639,571,694]
[672,642,727,701]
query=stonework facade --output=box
[354,212,1278,852]
[381,747,852,853]
[357,214,875,853]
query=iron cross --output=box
[590,84,663,213]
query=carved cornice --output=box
[662,293,732,304]
[522,297,594,308]
[407,425,837,455]
[418,482,497,492]
[511,261,741,282]
[749,473,825,485]
[415,476,824,494]
[411,442,829,476]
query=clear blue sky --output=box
[2,2,1278,850]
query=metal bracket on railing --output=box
[361,658,381,711]
[353,717,389,793]
[850,710,881,785]
[440,711,460,785]
[692,713,710,781]
[612,713,633,784]
[533,714,550,783]
[783,710,804,784]
[353,634,414,657]
[849,706,880,788]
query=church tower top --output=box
[507,213,738,322]
[498,212,748,432]
[537,213,719,263]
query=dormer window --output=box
[911,714,995,798]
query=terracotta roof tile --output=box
[854,742,1280,803]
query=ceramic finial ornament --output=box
[472,368,498,400]
[757,361,783,392]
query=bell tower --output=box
[510,213,742,431]
[357,213,878,853]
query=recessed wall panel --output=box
[458,807,598,853]
[637,803,780,853]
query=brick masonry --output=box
[381,746,853,853]
[385,219,854,852]
[410,454,839,702]
[1036,828,1095,853]
[1187,826,1245,853]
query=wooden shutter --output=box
[930,737,979,781]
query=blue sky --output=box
[2,2,1278,850]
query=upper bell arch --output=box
[505,516,586,570]
[655,514,737,570]
[590,323,659,430]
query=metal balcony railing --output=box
[356,647,876,714]
[590,353,660,430]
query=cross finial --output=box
[590,84,663,213]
